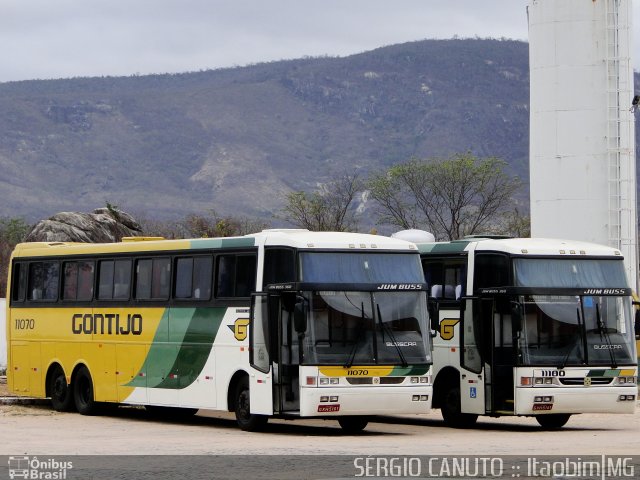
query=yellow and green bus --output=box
[6,229,433,431]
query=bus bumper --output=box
[299,385,432,417]
[514,386,637,415]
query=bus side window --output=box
[99,259,131,300]
[135,259,152,299]
[11,263,27,303]
[263,248,296,287]
[151,258,171,300]
[473,254,510,291]
[98,260,115,300]
[215,254,257,298]
[113,260,132,300]
[175,255,212,300]
[63,261,95,301]
[135,258,167,300]
[423,257,466,302]
[28,261,59,301]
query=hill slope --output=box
[0,39,532,224]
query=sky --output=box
[1,0,639,83]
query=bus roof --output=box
[11,229,418,258]
[417,237,623,258]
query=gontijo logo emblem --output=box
[439,318,459,340]
[228,318,250,341]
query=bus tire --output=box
[48,365,74,412]
[73,366,99,416]
[234,377,268,431]
[535,414,571,429]
[338,416,369,433]
[441,381,478,428]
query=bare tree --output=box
[281,171,363,231]
[135,210,270,239]
[501,207,531,238]
[368,153,521,240]
[182,210,270,238]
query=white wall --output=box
[0,299,6,369]
[528,0,638,289]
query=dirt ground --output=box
[0,401,638,456]
[1,375,639,458]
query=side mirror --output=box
[427,297,439,333]
[634,308,640,339]
[294,301,307,334]
[511,301,522,332]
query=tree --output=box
[281,171,363,231]
[182,210,270,238]
[501,207,531,238]
[368,153,521,240]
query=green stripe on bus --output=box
[390,366,430,376]
[417,242,471,254]
[127,307,226,389]
[587,369,619,377]
[190,237,255,249]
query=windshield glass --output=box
[300,290,431,366]
[514,258,628,288]
[518,294,636,366]
[300,252,424,284]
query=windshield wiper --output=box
[377,303,408,367]
[596,303,617,368]
[344,302,366,368]
[561,308,583,369]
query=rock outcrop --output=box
[25,208,143,243]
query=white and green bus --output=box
[416,236,637,429]
[6,229,433,432]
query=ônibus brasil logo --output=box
[8,456,73,479]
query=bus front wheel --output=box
[536,414,571,429]
[73,366,99,416]
[234,377,268,431]
[441,381,478,428]
[49,365,74,412]
[338,416,369,433]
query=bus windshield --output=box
[518,294,636,366]
[300,290,432,366]
[513,258,628,288]
[299,252,424,284]
[512,257,635,366]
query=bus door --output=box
[459,297,486,414]
[273,292,302,414]
[484,296,515,414]
[249,292,302,415]
[249,293,274,415]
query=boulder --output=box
[25,208,143,243]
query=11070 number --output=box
[14,318,35,330]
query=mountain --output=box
[0,39,532,226]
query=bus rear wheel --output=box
[48,365,74,412]
[441,381,478,428]
[338,416,369,433]
[73,366,99,416]
[234,377,268,431]
[536,414,571,429]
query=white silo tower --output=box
[528,0,638,289]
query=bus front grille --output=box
[559,377,613,386]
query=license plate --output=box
[317,404,340,413]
